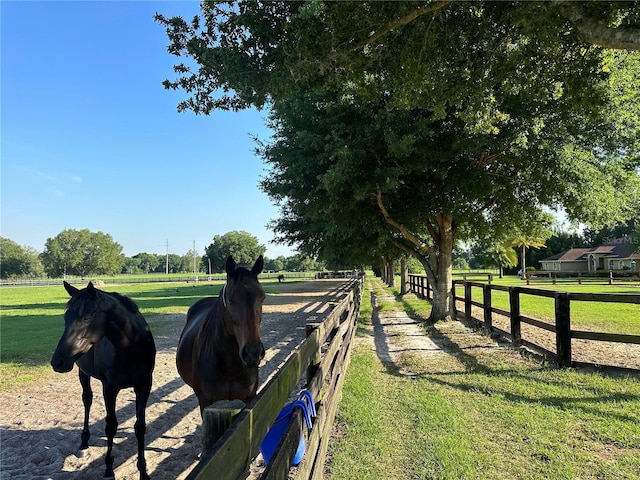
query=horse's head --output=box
[50,281,110,373]
[221,255,266,368]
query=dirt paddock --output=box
[456,301,640,371]
[0,279,352,480]
[2,279,636,480]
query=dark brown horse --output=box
[177,255,265,413]
[50,282,156,480]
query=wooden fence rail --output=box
[408,275,640,369]
[524,270,640,285]
[185,277,363,480]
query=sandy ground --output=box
[0,279,352,480]
[2,278,637,480]
[457,301,640,371]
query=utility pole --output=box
[193,240,197,281]
[165,239,169,275]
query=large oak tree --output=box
[157,1,640,319]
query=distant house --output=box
[540,238,639,272]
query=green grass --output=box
[0,280,284,389]
[327,279,640,480]
[458,281,640,335]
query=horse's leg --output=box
[102,384,119,479]
[78,370,92,455]
[133,381,151,480]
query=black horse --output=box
[177,255,265,413]
[51,281,156,480]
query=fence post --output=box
[306,323,322,384]
[578,272,582,285]
[555,292,572,368]
[451,282,457,314]
[464,282,472,321]
[509,287,522,347]
[201,400,246,452]
[482,284,492,331]
[609,271,613,285]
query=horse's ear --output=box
[87,282,97,298]
[225,255,237,276]
[63,281,79,297]
[252,255,264,276]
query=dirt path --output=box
[359,285,640,377]
[0,279,351,480]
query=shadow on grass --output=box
[367,280,640,427]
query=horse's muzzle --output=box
[241,342,265,368]
[50,354,75,373]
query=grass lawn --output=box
[0,280,284,389]
[327,278,640,480]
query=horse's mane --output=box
[65,288,140,315]
[106,291,141,314]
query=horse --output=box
[50,281,156,480]
[176,255,265,414]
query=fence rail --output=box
[524,270,640,285]
[408,275,640,370]
[186,277,363,480]
[0,272,319,287]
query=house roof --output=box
[542,248,590,262]
[541,238,640,262]
[589,243,640,259]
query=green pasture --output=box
[0,280,283,389]
[327,279,640,480]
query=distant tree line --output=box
[3,220,637,280]
[0,229,322,279]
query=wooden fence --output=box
[524,270,640,285]
[185,277,363,480]
[0,272,318,287]
[409,275,640,369]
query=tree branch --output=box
[555,1,640,51]
[376,185,437,264]
[389,237,437,282]
[351,1,452,51]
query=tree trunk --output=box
[374,189,456,320]
[400,256,408,295]
[380,261,387,284]
[428,216,455,321]
[388,258,397,287]
[520,244,526,280]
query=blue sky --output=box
[1,1,294,259]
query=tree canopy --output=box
[156,1,640,319]
[0,238,44,279]
[204,230,266,272]
[41,229,125,277]
[155,1,640,113]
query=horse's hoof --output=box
[77,448,89,458]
